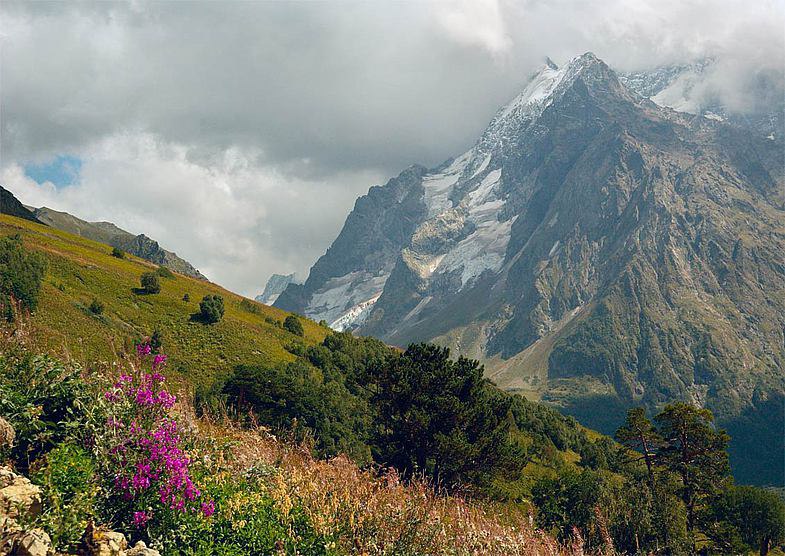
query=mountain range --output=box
[275,53,785,485]
[20,201,207,280]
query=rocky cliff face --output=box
[32,207,207,280]
[0,186,41,224]
[276,53,785,485]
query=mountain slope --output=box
[0,185,42,224]
[33,206,208,280]
[276,53,785,485]
[0,212,327,389]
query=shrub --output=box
[240,298,260,315]
[140,272,161,294]
[0,349,94,470]
[98,344,214,535]
[0,234,47,316]
[199,295,224,324]
[156,266,174,279]
[283,315,304,337]
[111,246,125,259]
[31,443,97,551]
[150,329,163,354]
[88,298,104,315]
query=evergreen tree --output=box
[370,343,521,489]
[654,403,730,543]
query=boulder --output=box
[0,469,41,521]
[125,541,161,556]
[85,528,127,556]
[12,528,51,556]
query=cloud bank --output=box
[1,0,782,295]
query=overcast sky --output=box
[1,0,783,296]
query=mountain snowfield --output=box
[276,52,785,484]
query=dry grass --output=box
[196,418,588,556]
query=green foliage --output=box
[0,349,96,470]
[148,468,333,555]
[370,344,522,490]
[150,328,163,354]
[239,298,261,315]
[532,469,605,545]
[706,485,785,555]
[140,271,161,294]
[31,443,97,551]
[0,234,47,315]
[224,360,372,463]
[283,314,304,336]
[88,298,104,315]
[111,246,125,259]
[182,293,190,302]
[156,265,174,279]
[655,403,731,534]
[200,294,224,324]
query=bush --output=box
[111,246,125,259]
[156,266,174,279]
[199,295,224,324]
[88,298,104,315]
[150,328,163,354]
[0,349,94,470]
[240,298,261,315]
[283,315,304,337]
[31,443,97,551]
[0,234,47,316]
[140,272,161,294]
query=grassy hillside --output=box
[0,213,327,389]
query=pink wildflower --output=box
[201,500,215,517]
[132,510,151,528]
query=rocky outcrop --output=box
[31,207,207,280]
[83,526,160,556]
[0,419,14,453]
[0,187,42,224]
[0,466,49,556]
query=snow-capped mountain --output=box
[256,273,297,305]
[276,52,785,484]
[620,58,784,140]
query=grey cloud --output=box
[1,0,782,295]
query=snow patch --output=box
[467,169,501,207]
[306,271,388,327]
[703,111,724,122]
[422,151,471,218]
[470,153,492,179]
[439,216,517,287]
[548,240,560,257]
[329,291,383,331]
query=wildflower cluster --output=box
[101,343,213,530]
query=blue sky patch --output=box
[24,155,83,188]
